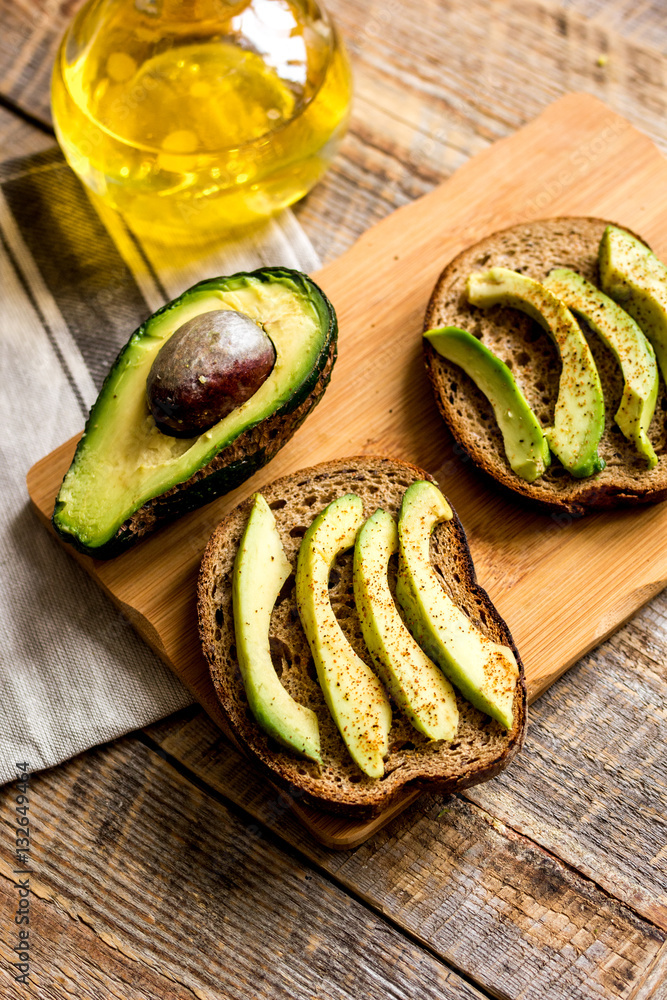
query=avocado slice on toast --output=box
[545,267,658,468]
[395,481,519,730]
[353,507,459,742]
[233,492,321,762]
[466,267,605,479]
[599,224,667,390]
[424,326,551,483]
[296,494,392,778]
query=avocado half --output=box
[53,267,337,558]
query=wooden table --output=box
[1,2,666,997]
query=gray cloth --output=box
[0,147,320,785]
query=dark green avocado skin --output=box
[53,267,337,560]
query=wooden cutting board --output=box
[27,93,667,849]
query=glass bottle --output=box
[51,0,352,243]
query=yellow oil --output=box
[52,0,352,242]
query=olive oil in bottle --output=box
[52,0,352,242]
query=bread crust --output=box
[198,456,526,819]
[424,217,667,514]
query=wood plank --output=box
[296,0,667,262]
[0,872,204,999]
[631,940,667,1000]
[464,594,667,931]
[25,93,667,846]
[0,740,488,1000]
[142,713,665,1000]
[561,0,667,53]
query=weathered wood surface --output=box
[0,741,489,1000]
[633,943,667,1000]
[3,0,667,996]
[297,0,667,262]
[465,605,667,932]
[143,711,665,1000]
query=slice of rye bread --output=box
[424,216,667,514]
[198,456,526,819]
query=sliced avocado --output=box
[53,268,336,558]
[353,508,459,742]
[295,494,392,778]
[599,224,667,386]
[467,267,605,478]
[395,481,519,730]
[424,326,550,483]
[545,268,658,468]
[232,493,321,763]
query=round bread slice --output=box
[198,456,526,819]
[424,216,667,513]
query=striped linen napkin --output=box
[0,147,320,785]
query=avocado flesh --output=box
[599,224,667,388]
[467,267,605,479]
[54,270,331,550]
[424,326,550,483]
[296,494,392,778]
[395,481,519,730]
[233,493,321,763]
[353,509,459,742]
[545,268,658,468]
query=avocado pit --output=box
[146,309,276,437]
